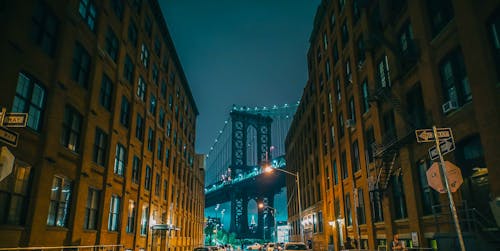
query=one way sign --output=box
[429,137,455,160]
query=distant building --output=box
[0,0,204,250]
[286,0,500,250]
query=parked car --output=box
[247,243,262,250]
[283,242,308,251]
[266,243,276,251]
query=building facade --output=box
[286,0,500,250]
[0,0,205,250]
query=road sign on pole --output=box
[0,126,19,147]
[0,146,15,182]
[415,128,452,142]
[429,137,455,160]
[426,161,463,193]
[2,113,28,127]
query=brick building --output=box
[285,0,500,250]
[0,0,204,250]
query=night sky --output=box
[160,0,321,154]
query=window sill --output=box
[46,226,70,231]
[83,229,98,233]
[0,225,25,230]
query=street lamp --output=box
[259,203,278,243]
[263,166,304,243]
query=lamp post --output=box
[264,166,303,243]
[259,203,278,243]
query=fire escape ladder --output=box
[376,151,398,192]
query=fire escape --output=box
[362,0,420,194]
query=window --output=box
[330,12,336,30]
[168,95,173,109]
[345,193,352,226]
[361,80,369,113]
[140,44,149,68]
[345,59,352,85]
[145,165,151,191]
[120,96,130,127]
[163,180,168,200]
[147,128,154,151]
[427,0,454,37]
[71,43,91,88]
[140,205,149,236]
[99,74,113,110]
[151,64,159,85]
[357,37,365,65]
[84,188,100,230]
[332,159,339,185]
[154,37,161,56]
[166,121,171,137]
[61,105,82,153]
[47,176,72,227]
[352,140,360,172]
[155,173,161,196]
[399,22,414,56]
[352,0,360,24]
[339,0,346,12]
[406,84,426,127]
[149,94,157,114]
[123,55,134,83]
[126,200,136,233]
[114,143,126,176]
[32,1,58,56]
[78,0,97,31]
[12,72,46,131]
[392,175,408,219]
[357,188,366,224]
[128,21,138,47]
[332,42,339,64]
[341,150,348,179]
[132,156,141,184]
[135,114,144,141]
[159,108,165,128]
[341,20,349,47]
[439,49,471,107]
[488,11,500,77]
[338,112,344,138]
[370,190,384,222]
[377,55,391,88]
[108,195,121,231]
[93,128,108,166]
[144,16,152,37]
[105,27,119,62]
[137,76,146,101]
[111,0,123,20]
[348,97,356,122]
[383,110,397,139]
[161,81,167,99]
[157,139,163,161]
[0,161,31,225]
[165,148,170,166]
[365,127,375,165]
[323,31,328,49]
[335,78,341,102]
[417,159,440,215]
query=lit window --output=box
[12,72,46,131]
[61,105,82,153]
[47,176,72,227]
[84,188,100,229]
[108,195,121,231]
[114,143,126,176]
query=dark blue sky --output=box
[160,0,320,153]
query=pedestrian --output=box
[390,234,405,250]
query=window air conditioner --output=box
[442,100,458,114]
[345,119,355,128]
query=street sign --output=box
[3,113,28,127]
[0,127,19,147]
[426,161,463,193]
[429,137,455,160]
[0,146,15,182]
[415,128,453,143]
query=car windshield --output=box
[285,244,307,250]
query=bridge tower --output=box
[229,110,273,237]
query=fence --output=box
[0,245,124,251]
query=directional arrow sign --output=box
[429,137,455,160]
[3,113,28,127]
[0,127,19,147]
[415,128,453,143]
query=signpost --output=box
[415,126,466,251]
[0,107,28,182]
